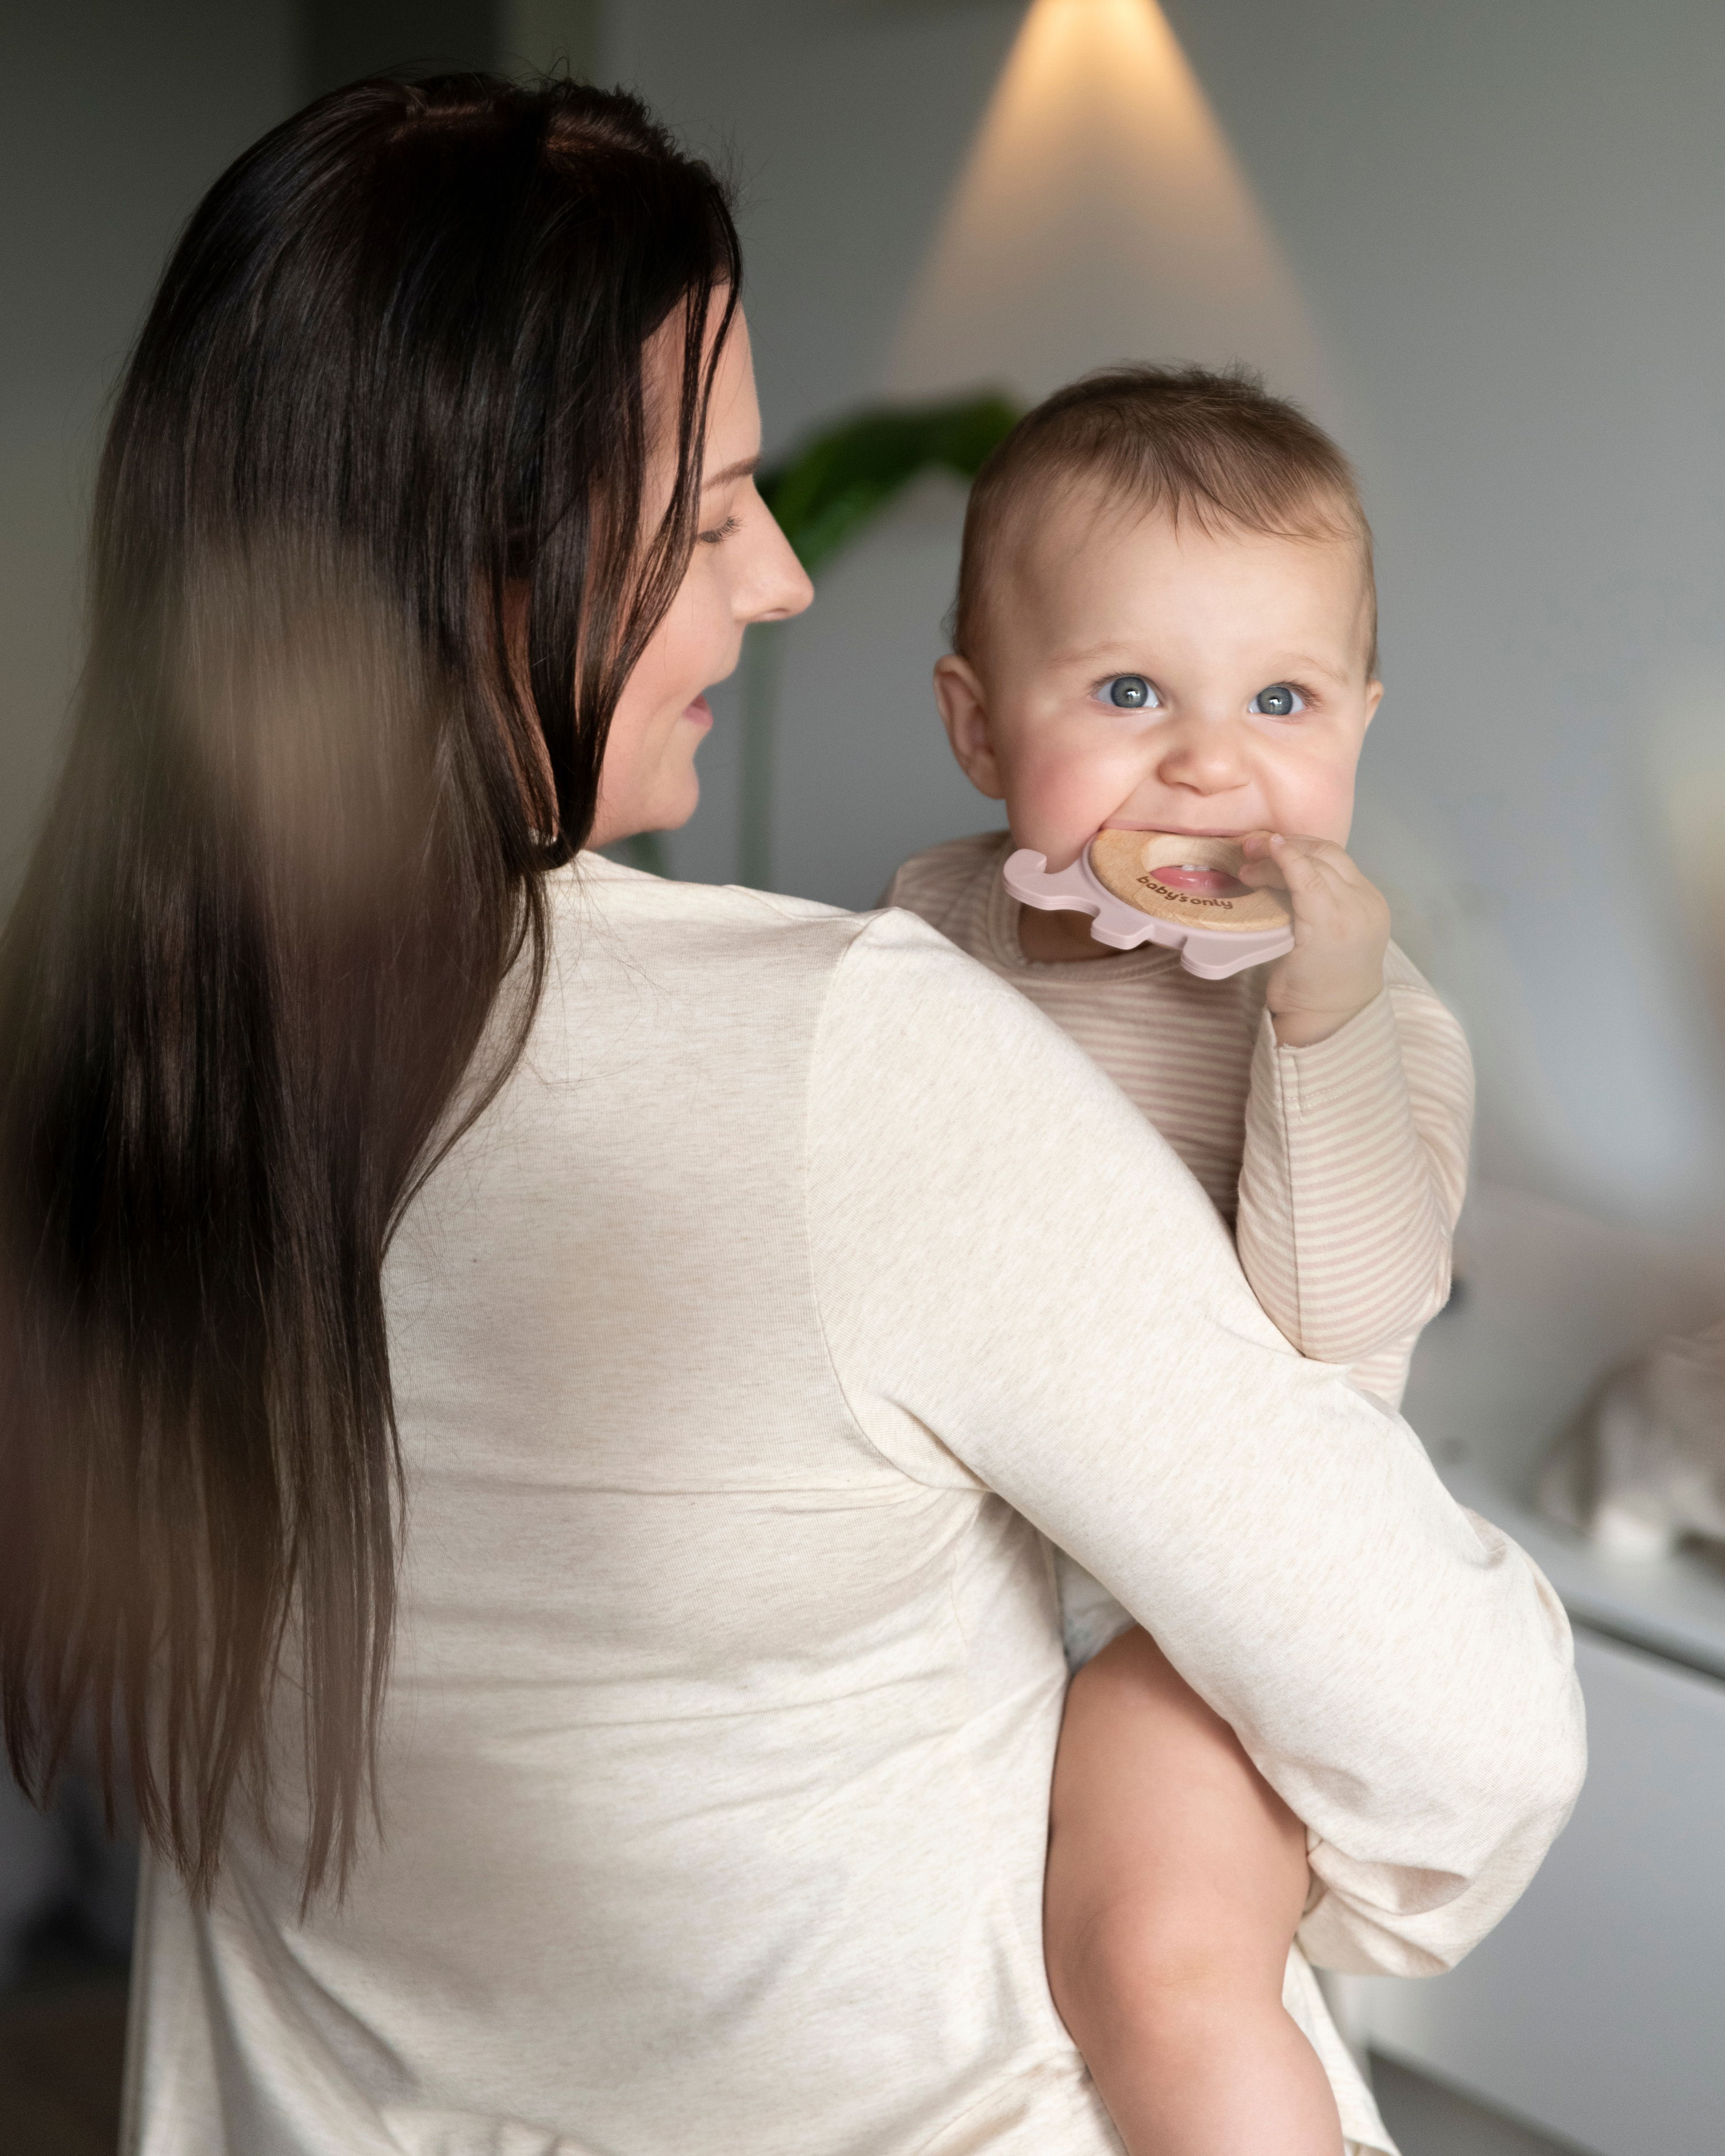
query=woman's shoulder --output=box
[550,854,990,1012]
[565,852,1005,952]
[562,853,855,934]
[526,859,1057,1149]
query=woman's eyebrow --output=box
[703,454,760,489]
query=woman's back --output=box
[129,861,1105,2153]
[128,859,1582,2154]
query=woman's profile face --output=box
[589,309,811,850]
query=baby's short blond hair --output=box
[954,364,1377,677]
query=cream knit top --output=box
[125,859,1579,2156]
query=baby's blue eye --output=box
[1250,683,1306,717]
[1099,675,1159,710]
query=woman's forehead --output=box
[642,297,758,466]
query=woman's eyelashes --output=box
[697,512,741,546]
[1095,673,1162,711]
[1248,682,1308,717]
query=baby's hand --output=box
[1239,833,1390,1047]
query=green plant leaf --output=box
[758,391,1020,576]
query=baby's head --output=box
[934,366,1381,871]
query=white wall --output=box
[605,0,1725,1242]
[0,1,298,891]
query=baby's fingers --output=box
[1272,833,1366,879]
[1246,835,1373,908]
[1236,833,1291,890]
[1241,834,1332,898]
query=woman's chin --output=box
[591,779,699,853]
[650,769,702,834]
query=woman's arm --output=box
[1235,948,1474,1368]
[807,911,1581,1979]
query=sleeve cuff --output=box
[1258,989,1404,1125]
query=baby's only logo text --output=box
[1141,876,1232,910]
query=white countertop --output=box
[1404,1184,1725,1680]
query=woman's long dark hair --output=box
[0,75,739,1900]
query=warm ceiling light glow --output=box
[887,0,1320,402]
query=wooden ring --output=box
[1088,830,1291,933]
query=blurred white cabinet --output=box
[1344,1186,1725,2154]
[1350,1627,1725,2155]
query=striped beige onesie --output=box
[884,831,1474,1414]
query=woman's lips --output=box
[683,694,714,732]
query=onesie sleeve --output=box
[808,910,1579,1978]
[1235,947,1474,1372]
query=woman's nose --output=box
[1154,717,1251,795]
[744,516,813,626]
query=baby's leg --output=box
[1045,1625,1343,2155]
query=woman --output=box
[0,77,1581,2155]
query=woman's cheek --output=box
[686,569,734,675]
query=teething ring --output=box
[1003,830,1294,982]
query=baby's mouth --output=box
[1144,862,1250,898]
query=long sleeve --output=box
[1236,947,1473,1380]
[808,912,1580,1979]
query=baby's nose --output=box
[1154,718,1251,791]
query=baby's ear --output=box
[933,654,1005,799]
[1363,676,1385,728]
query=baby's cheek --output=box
[1006,766,1118,856]
[1019,727,1130,809]
[1264,748,1356,844]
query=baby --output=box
[884,367,1474,2155]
